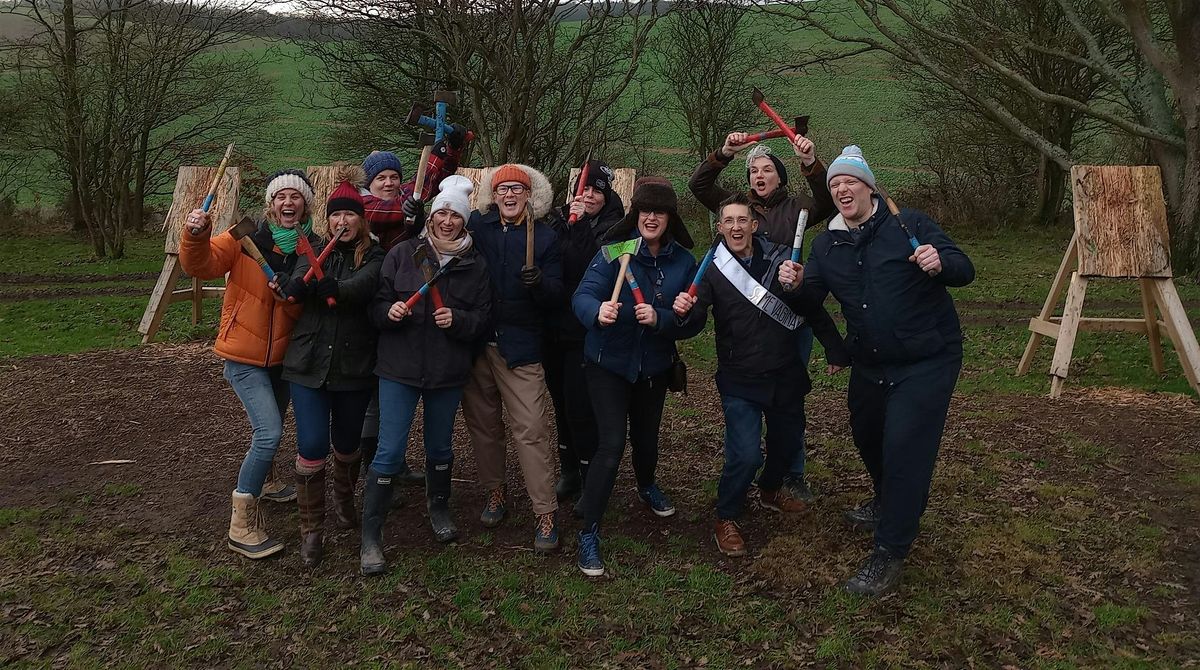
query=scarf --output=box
[268,219,313,254]
[421,227,475,266]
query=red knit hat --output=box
[492,164,531,189]
[327,180,365,217]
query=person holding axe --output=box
[689,130,836,504]
[462,163,565,553]
[785,145,974,596]
[672,193,851,557]
[180,168,321,560]
[570,177,704,577]
[360,176,492,575]
[273,166,385,569]
[545,159,626,501]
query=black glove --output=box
[447,123,468,150]
[402,196,424,219]
[315,276,338,301]
[519,266,542,288]
[279,274,309,302]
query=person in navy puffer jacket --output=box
[570,177,705,577]
[783,145,975,597]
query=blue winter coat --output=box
[801,195,974,366]
[572,237,704,383]
[468,206,565,368]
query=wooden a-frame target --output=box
[1017,165,1200,397]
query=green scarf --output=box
[268,219,313,255]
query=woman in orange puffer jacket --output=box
[181,169,321,560]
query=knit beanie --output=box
[744,145,788,187]
[429,175,474,221]
[264,169,315,206]
[327,181,365,217]
[363,151,403,185]
[574,159,615,193]
[827,145,877,190]
[492,164,531,189]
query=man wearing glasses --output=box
[673,194,849,558]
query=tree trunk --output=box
[1029,155,1067,227]
[1171,124,1200,278]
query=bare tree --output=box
[774,0,1200,275]
[2,0,274,256]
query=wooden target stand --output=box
[138,166,240,344]
[1017,165,1200,397]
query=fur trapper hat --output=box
[605,176,694,249]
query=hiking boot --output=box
[844,546,904,597]
[555,465,582,501]
[360,469,395,577]
[713,519,746,557]
[330,451,361,529]
[261,463,296,503]
[760,487,808,514]
[397,461,426,487]
[784,475,815,503]
[638,483,676,517]
[843,497,881,530]
[228,491,284,559]
[577,523,604,576]
[533,511,560,553]
[295,468,325,568]
[426,459,458,543]
[480,487,507,528]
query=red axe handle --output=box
[295,234,336,308]
[568,160,591,225]
[752,88,798,144]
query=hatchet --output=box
[599,238,642,303]
[751,88,799,144]
[404,256,460,310]
[229,217,279,287]
[412,243,446,310]
[745,116,810,143]
[687,236,722,298]
[568,151,592,226]
[294,231,337,308]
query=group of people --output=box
[180,124,974,597]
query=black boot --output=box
[397,461,426,487]
[426,458,459,543]
[360,468,394,577]
[843,497,881,530]
[843,546,904,597]
[555,444,582,501]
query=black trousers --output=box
[848,348,962,558]
[575,363,668,528]
[543,338,599,474]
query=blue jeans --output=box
[290,383,373,461]
[375,378,464,475]
[223,361,290,496]
[787,325,814,478]
[716,393,805,520]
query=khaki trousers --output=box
[461,346,558,515]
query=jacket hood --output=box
[476,163,554,219]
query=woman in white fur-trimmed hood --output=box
[461,163,565,553]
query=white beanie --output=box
[264,169,315,206]
[429,175,474,221]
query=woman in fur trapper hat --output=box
[570,176,705,577]
[276,163,385,568]
[461,163,566,554]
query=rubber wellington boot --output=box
[330,451,361,529]
[295,468,326,568]
[426,459,459,543]
[228,491,284,559]
[360,469,395,576]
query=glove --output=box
[519,266,543,288]
[447,123,468,150]
[280,274,309,302]
[402,196,424,219]
[315,276,338,301]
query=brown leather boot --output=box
[295,468,326,568]
[330,451,361,529]
[760,488,808,514]
[713,519,746,557]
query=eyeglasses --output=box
[720,216,753,228]
[495,184,527,195]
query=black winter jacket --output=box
[467,206,564,368]
[679,237,850,406]
[282,239,385,391]
[802,196,974,367]
[547,195,625,343]
[370,238,493,389]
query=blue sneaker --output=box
[533,512,559,553]
[638,483,676,517]
[577,524,604,576]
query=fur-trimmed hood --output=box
[476,163,554,220]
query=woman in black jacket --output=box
[281,167,385,568]
[360,175,493,576]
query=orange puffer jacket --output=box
[180,223,305,367]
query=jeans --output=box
[375,378,464,476]
[786,325,814,478]
[223,361,290,497]
[290,383,373,462]
[575,363,668,528]
[716,393,805,520]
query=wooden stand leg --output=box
[191,277,203,325]
[138,255,183,344]
[1148,279,1200,394]
[1048,272,1088,398]
[1018,233,1078,375]
[1139,278,1165,375]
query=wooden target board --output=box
[1072,165,1172,278]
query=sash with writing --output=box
[713,244,805,331]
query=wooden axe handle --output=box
[524,218,536,270]
[610,254,632,303]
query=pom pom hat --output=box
[826,145,876,191]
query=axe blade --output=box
[751,87,765,104]
[418,132,436,147]
[405,103,425,127]
[434,90,457,105]
[795,115,810,137]
[229,216,257,240]
[600,237,641,263]
[413,244,436,282]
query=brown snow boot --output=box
[331,451,361,529]
[228,491,284,559]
